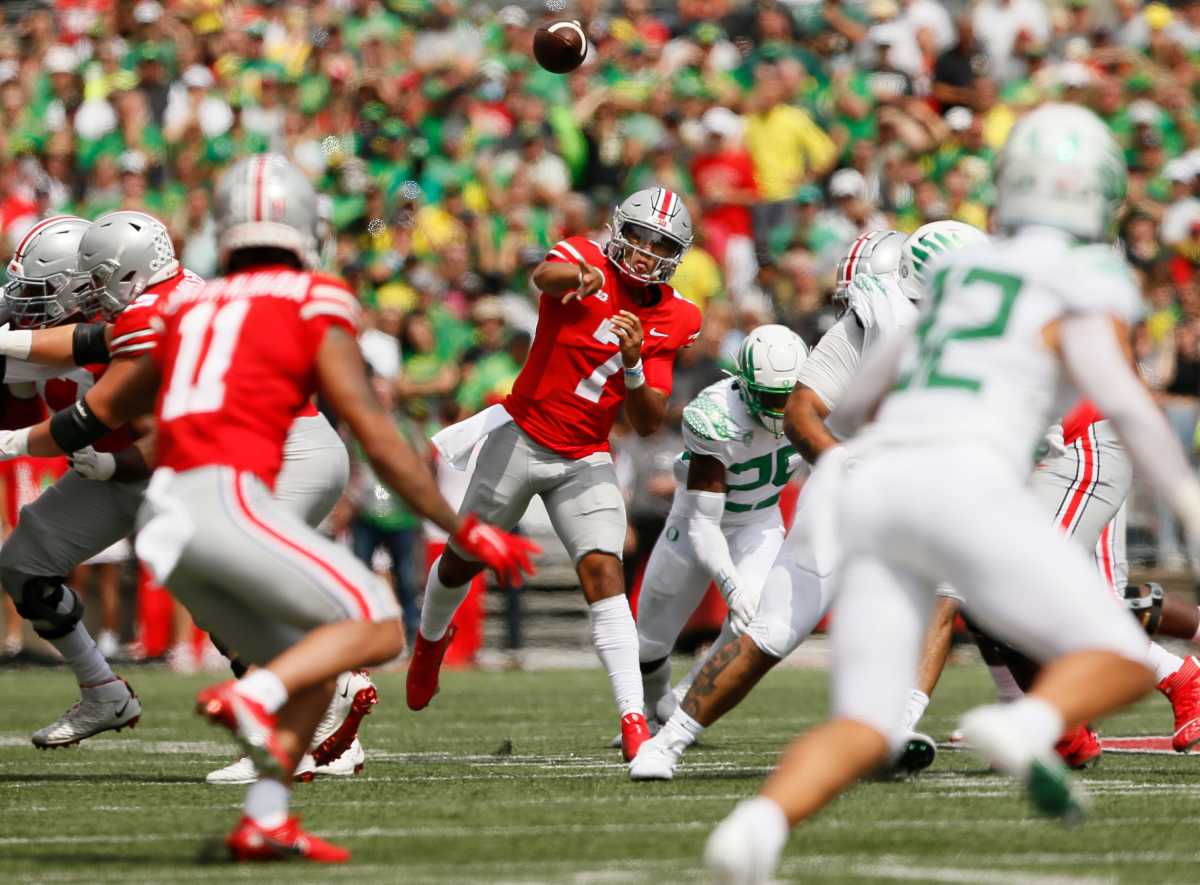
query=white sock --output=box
[733,796,789,848]
[238,669,288,714]
[244,778,289,828]
[641,657,671,717]
[1146,641,1185,684]
[419,556,470,641]
[902,689,930,733]
[662,707,706,749]
[1005,697,1064,753]
[50,622,117,687]
[988,665,1024,703]
[589,595,643,716]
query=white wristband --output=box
[0,328,33,360]
[624,359,645,390]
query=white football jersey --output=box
[676,377,802,524]
[865,227,1141,475]
[799,273,918,438]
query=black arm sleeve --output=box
[49,400,112,454]
[73,324,111,366]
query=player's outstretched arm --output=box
[611,310,668,435]
[317,327,539,585]
[316,327,462,534]
[684,454,756,633]
[0,354,160,459]
[784,386,837,465]
[824,332,908,441]
[0,323,110,368]
[531,259,603,304]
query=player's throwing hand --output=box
[610,310,644,366]
[561,261,605,304]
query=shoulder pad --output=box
[683,388,746,442]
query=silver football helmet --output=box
[76,210,180,320]
[214,154,320,271]
[833,229,904,316]
[4,215,92,329]
[605,187,693,284]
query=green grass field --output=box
[0,662,1195,884]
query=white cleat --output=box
[209,738,366,784]
[628,732,682,781]
[32,678,141,748]
[310,671,377,767]
[960,704,1088,824]
[314,738,365,778]
[206,755,258,785]
[890,731,937,777]
[704,799,787,885]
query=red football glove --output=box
[452,513,541,586]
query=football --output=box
[533,20,588,74]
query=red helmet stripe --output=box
[13,215,73,259]
[841,234,871,286]
[655,188,672,223]
[252,156,267,222]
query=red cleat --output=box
[225,815,349,863]
[196,681,290,779]
[1158,656,1200,753]
[620,712,651,762]
[407,625,457,711]
[1054,723,1102,770]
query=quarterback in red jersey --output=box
[409,187,702,761]
[1,155,536,861]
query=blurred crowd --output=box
[4,0,1200,658]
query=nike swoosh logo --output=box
[115,698,131,718]
[339,684,350,699]
[649,329,668,338]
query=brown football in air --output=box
[533,20,588,74]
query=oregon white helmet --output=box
[899,220,988,301]
[834,229,904,315]
[606,187,693,284]
[76,210,179,320]
[732,324,808,437]
[4,215,92,329]
[996,102,1126,242]
[214,154,320,271]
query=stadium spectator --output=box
[5,0,1200,661]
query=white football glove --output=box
[0,428,31,460]
[717,570,759,635]
[70,446,116,481]
[1036,423,1068,463]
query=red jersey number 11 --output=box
[161,300,251,421]
[573,318,624,403]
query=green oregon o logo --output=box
[666,526,679,542]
